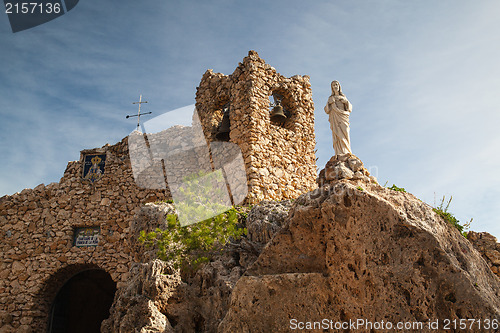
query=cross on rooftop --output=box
[126,94,152,131]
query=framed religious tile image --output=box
[82,154,106,183]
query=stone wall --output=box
[128,124,210,191]
[0,137,167,332]
[196,50,317,204]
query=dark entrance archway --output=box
[47,269,117,333]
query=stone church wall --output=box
[0,137,167,331]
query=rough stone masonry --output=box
[0,138,168,332]
[196,50,317,203]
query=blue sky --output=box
[1,1,500,238]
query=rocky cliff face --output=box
[220,180,500,332]
[104,156,500,332]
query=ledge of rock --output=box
[219,179,500,332]
[101,260,180,332]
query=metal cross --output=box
[126,95,152,131]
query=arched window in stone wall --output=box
[214,101,230,142]
[269,90,297,132]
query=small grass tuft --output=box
[433,195,472,237]
[388,184,406,193]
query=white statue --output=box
[324,80,352,156]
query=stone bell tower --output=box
[196,50,317,204]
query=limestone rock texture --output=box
[101,260,179,333]
[468,231,500,278]
[246,200,292,245]
[103,176,500,333]
[220,179,500,332]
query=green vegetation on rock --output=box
[139,207,247,271]
[433,195,472,237]
[140,169,248,271]
[388,184,406,193]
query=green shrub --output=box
[140,168,249,271]
[139,206,247,271]
[172,169,233,226]
[154,199,174,204]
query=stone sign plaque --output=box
[73,227,100,247]
[82,154,106,183]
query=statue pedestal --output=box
[317,154,377,186]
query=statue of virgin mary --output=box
[324,80,352,156]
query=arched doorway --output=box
[47,269,116,333]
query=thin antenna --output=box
[126,94,152,131]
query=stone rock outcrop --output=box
[102,256,244,333]
[468,231,500,278]
[101,260,179,333]
[128,202,177,262]
[104,175,500,333]
[317,153,377,185]
[220,180,500,332]
[246,200,292,244]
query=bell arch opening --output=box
[268,89,296,131]
[47,268,117,333]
